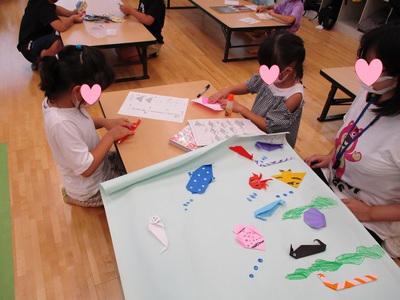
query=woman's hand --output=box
[342,198,372,222]
[304,154,332,168]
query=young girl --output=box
[305,22,400,258]
[39,45,135,207]
[208,30,305,148]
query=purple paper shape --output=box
[255,142,283,151]
[303,208,326,229]
[186,164,214,194]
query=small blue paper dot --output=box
[289,191,294,194]
[258,258,263,263]
[254,266,258,270]
[283,193,287,197]
[249,274,254,278]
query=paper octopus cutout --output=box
[249,173,272,190]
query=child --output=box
[117,0,166,62]
[208,30,305,148]
[17,0,85,70]
[256,0,304,33]
[305,22,400,258]
[39,45,135,207]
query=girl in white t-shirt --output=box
[305,23,400,258]
[39,45,135,207]
[208,30,305,148]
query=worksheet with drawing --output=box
[118,92,189,123]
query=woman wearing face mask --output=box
[208,30,305,148]
[40,45,134,207]
[305,22,400,259]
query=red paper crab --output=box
[249,173,272,190]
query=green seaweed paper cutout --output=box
[286,245,385,280]
[282,196,338,220]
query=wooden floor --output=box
[1,0,363,299]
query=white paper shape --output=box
[148,216,168,253]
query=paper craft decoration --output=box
[191,97,223,111]
[186,164,214,194]
[355,58,383,86]
[271,169,306,188]
[148,216,168,253]
[169,125,198,152]
[84,14,125,23]
[255,141,283,151]
[117,119,141,144]
[229,146,253,160]
[254,157,294,167]
[282,196,337,221]
[317,273,377,291]
[303,208,326,229]
[254,200,285,221]
[286,245,385,280]
[289,239,326,259]
[233,224,265,250]
[249,173,271,190]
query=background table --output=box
[189,0,291,62]
[100,80,237,172]
[318,66,361,122]
[58,0,156,82]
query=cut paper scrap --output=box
[249,173,272,190]
[229,146,253,160]
[318,273,377,291]
[303,208,326,229]
[233,224,265,250]
[282,196,337,221]
[186,164,214,194]
[271,169,306,188]
[148,216,168,253]
[290,239,326,259]
[255,141,283,151]
[285,245,385,280]
[191,96,223,111]
[254,199,285,221]
[255,157,294,167]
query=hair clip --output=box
[75,44,83,51]
[55,54,59,61]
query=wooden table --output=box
[188,0,291,62]
[100,80,236,172]
[318,66,361,122]
[58,0,157,82]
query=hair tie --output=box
[76,44,83,51]
[55,54,59,60]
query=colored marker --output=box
[197,84,210,98]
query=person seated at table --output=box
[17,0,85,71]
[208,30,305,148]
[305,22,400,259]
[116,0,166,62]
[39,45,135,207]
[255,0,304,36]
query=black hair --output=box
[358,22,400,117]
[258,30,305,80]
[39,45,115,101]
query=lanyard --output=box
[333,93,380,170]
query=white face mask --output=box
[74,95,91,108]
[358,75,396,95]
[274,68,289,84]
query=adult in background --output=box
[116,0,166,62]
[305,22,400,259]
[17,0,84,70]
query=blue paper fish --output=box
[254,200,286,221]
[186,164,214,194]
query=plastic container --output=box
[225,94,234,117]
